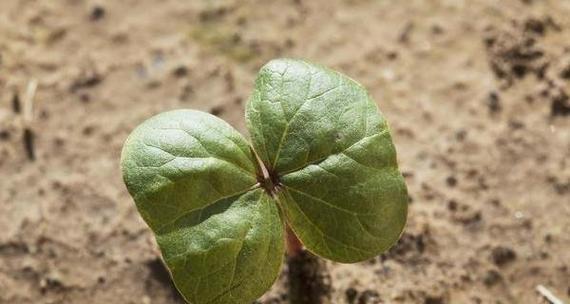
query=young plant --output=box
[121,58,408,304]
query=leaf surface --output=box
[121,110,284,304]
[122,110,257,230]
[158,189,284,304]
[246,59,408,263]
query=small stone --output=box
[82,126,95,136]
[90,5,106,21]
[560,64,570,79]
[0,130,10,141]
[386,51,399,60]
[431,24,444,35]
[446,176,458,187]
[551,93,570,117]
[544,234,553,243]
[358,289,380,304]
[209,105,224,116]
[490,246,517,266]
[346,287,358,304]
[487,91,501,113]
[508,120,525,129]
[425,295,445,304]
[483,269,502,286]
[172,66,189,78]
[447,200,458,211]
[455,129,467,141]
[524,18,546,35]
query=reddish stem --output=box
[286,225,303,257]
[286,225,331,304]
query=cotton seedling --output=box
[121,58,408,304]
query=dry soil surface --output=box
[0,0,569,303]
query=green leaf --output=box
[246,59,380,174]
[121,110,285,304]
[246,59,408,263]
[157,189,284,304]
[121,110,258,230]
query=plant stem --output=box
[286,226,331,304]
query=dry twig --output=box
[22,79,38,161]
[536,285,565,304]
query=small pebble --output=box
[346,287,358,304]
[446,176,458,187]
[425,295,445,304]
[172,66,189,78]
[0,130,10,141]
[358,289,380,304]
[483,269,502,286]
[490,246,517,266]
[90,5,106,21]
[487,91,501,113]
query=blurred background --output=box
[0,0,569,303]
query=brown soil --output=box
[1,1,569,303]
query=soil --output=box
[1,0,569,303]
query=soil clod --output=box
[0,130,10,141]
[487,91,501,113]
[483,269,503,287]
[12,92,21,113]
[23,128,35,161]
[90,6,106,21]
[424,295,445,304]
[70,72,103,93]
[490,246,517,266]
[172,65,189,78]
[445,176,458,187]
[209,105,225,116]
[358,290,381,304]
[346,287,358,304]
